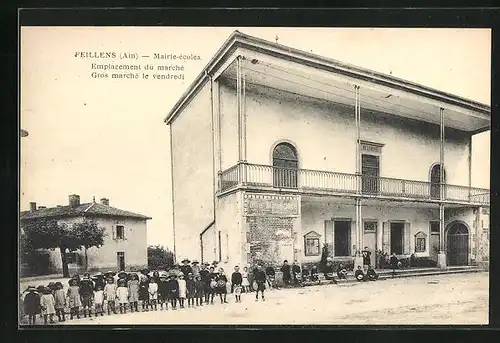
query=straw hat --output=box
[181,258,190,263]
[191,260,199,265]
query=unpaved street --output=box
[59,272,488,325]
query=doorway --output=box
[117,252,125,270]
[429,221,440,261]
[390,222,404,254]
[334,221,351,256]
[362,154,380,194]
[447,222,469,266]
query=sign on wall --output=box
[243,193,299,217]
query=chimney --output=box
[38,206,47,209]
[68,194,80,208]
[100,198,109,206]
[29,202,37,211]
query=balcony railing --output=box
[219,162,490,205]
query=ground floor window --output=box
[414,231,427,252]
[304,231,321,256]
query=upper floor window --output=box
[113,225,126,240]
[430,164,446,199]
[273,142,298,188]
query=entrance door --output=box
[429,221,440,261]
[447,222,469,266]
[390,222,404,254]
[117,252,125,270]
[334,221,351,256]
[363,221,377,267]
[362,154,380,194]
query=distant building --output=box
[165,31,490,270]
[20,194,151,274]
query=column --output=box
[437,107,447,269]
[468,135,472,201]
[353,85,363,268]
[236,56,247,184]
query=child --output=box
[355,266,366,282]
[208,267,217,304]
[138,276,150,311]
[241,266,250,293]
[367,265,379,281]
[178,273,187,309]
[79,274,95,318]
[186,273,196,308]
[116,279,129,314]
[167,274,179,310]
[127,273,140,312]
[158,276,169,310]
[194,275,204,307]
[53,282,66,322]
[23,286,40,325]
[254,265,267,301]
[148,276,159,311]
[103,277,117,315]
[231,266,243,294]
[40,287,56,324]
[67,278,81,320]
[94,285,105,316]
[216,267,228,304]
[337,263,348,280]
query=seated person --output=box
[301,267,310,282]
[354,266,366,282]
[389,253,399,275]
[367,266,378,281]
[336,263,348,280]
[310,265,319,282]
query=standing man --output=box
[180,258,193,276]
[280,260,291,287]
[362,247,372,271]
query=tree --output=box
[319,244,330,273]
[148,245,174,270]
[71,219,106,271]
[22,218,79,277]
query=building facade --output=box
[166,31,490,270]
[20,194,151,274]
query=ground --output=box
[41,272,488,325]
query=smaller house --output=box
[20,194,151,274]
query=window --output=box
[362,154,380,194]
[430,221,440,233]
[116,225,124,239]
[364,220,377,233]
[414,231,427,252]
[304,231,321,256]
[117,252,125,270]
[218,231,222,261]
[66,251,79,264]
[272,142,298,188]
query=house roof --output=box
[164,30,491,125]
[20,202,152,221]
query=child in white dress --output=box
[116,280,129,314]
[241,267,250,293]
[148,278,159,311]
[94,285,104,316]
[177,273,187,309]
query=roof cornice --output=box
[164,30,491,125]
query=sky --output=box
[20,27,491,249]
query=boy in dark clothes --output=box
[390,253,399,276]
[186,273,196,307]
[265,265,277,289]
[355,266,366,281]
[158,276,169,310]
[79,274,95,318]
[337,263,348,280]
[292,261,301,286]
[23,286,40,325]
[231,266,243,294]
[207,266,217,304]
[167,274,179,310]
[215,268,228,304]
[194,275,205,306]
[367,265,379,281]
[280,260,291,287]
[199,263,211,304]
[362,247,372,271]
[254,265,267,301]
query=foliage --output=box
[72,219,106,250]
[147,245,175,269]
[318,244,329,273]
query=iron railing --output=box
[219,162,490,205]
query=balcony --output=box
[219,162,490,205]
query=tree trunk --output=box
[60,246,69,278]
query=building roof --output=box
[164,30,491,125]
[20,202,152,221]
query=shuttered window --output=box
[362,154,380,194]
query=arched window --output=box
[430,164,446,199]
[272,142,298,188]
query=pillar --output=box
[237,56,247,184]
[354,198,364,268]
[437,107,447,269]
[353,85,363,268]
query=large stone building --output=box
[166,31,490,270]
[20,194,151,274]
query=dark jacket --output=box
[158,280,169,296]
[231,272,242,285]
[194,280,204,295]
[186,278,196,294]
[23,291,41,315]
[199,269,210,285]
[355,269,365,281]
[265,267,275,276]
[390,256,399,269]
[367,268,378,279]
[166,279,179,297]
[79,279,94,297]
[280,264,291,278]
[180,265,193,276]
[254,270,267,284]
[362,250,372,265]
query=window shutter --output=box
[112,225,116,240]
[382,222,390,254]
[404,222,411,254]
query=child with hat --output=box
[127,273,140,312]
[40,287,56,324]
[180,258,193,276]
[53,282,66,322]
[94,284,105,316]
[79,274,95,318]
[158,274,169,310]
[207,266,217,305]
[216,267,228,304]
[103,277,117,315]
[67,279,81,320]
[166,273,179,310]
[199,263,210,304]
[186,272,196,308]
[138,273,150,311]
[191,260,200,278]
[116,279,129,314]
[23,286,40,325]
[148,275,159,311]
[177,273,187,309]
[194,275,204,307]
